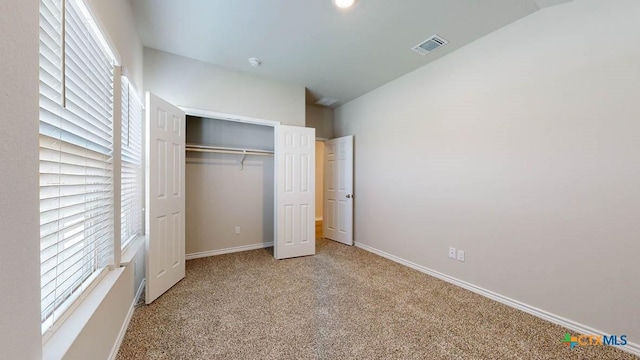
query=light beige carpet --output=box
[117,239,636,359]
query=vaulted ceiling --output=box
[132,0,569,106]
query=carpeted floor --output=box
[117,239,636,359]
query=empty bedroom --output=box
[0,0,638,359]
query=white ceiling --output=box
[132,0,562,106]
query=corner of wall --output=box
[0,0,42,358]
[305,104,335,139]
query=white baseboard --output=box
[186,242,274,260]
[108,279,145,360]
[354,242,640,357]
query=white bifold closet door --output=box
[275,125,316,259]
[145,93,186,304]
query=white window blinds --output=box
[120,78,143,248]
[39,0,115,332]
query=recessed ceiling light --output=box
[333,0,356,9]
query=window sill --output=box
[42,267,125,360]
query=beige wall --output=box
[306,104,334,139]
[315,141,325,220]
[335,0,640,343]
[144,48,305,126]
[0,0,41,358]
[186,155,274,254]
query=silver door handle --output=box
[346,194,352,199]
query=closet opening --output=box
[185,115,275,259]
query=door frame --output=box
[178,106,319,260]
[315,138,327,239]
[322,135,354,246]
[179,105,282,252]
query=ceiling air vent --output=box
[316,97,339,107]
[411,35,448,55]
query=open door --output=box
[145,93,186,303]
[324,135,354,245]
[274,125,315,259]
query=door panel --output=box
[146,93,185,304]
[275,125,315,259]
[324,135,354,245]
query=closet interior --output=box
[185,115,275,258]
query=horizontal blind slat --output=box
[63,47,113,99]
[63,76,113,124]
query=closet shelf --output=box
[185,144,273,170]
[186,144,273,154]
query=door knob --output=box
[346,194,351,199]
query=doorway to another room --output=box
[316,135,354,246]
[315,140,325,239]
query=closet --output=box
[185,116,275,258]
[145,93,315,303]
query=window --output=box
[120,77,143,248]
[39,0,116,333]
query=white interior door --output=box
[145,92,186,303]
[324,135,354,245]
[274,125,315,259]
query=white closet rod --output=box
[185,144,273,156]
[185,144,273,170]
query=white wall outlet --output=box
[448,247,456,259]
[235,226,241,234]
[457,249,465,262]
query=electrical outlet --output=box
[448,247,456,259]
[235,226,241,234]
[457,249,465,262]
